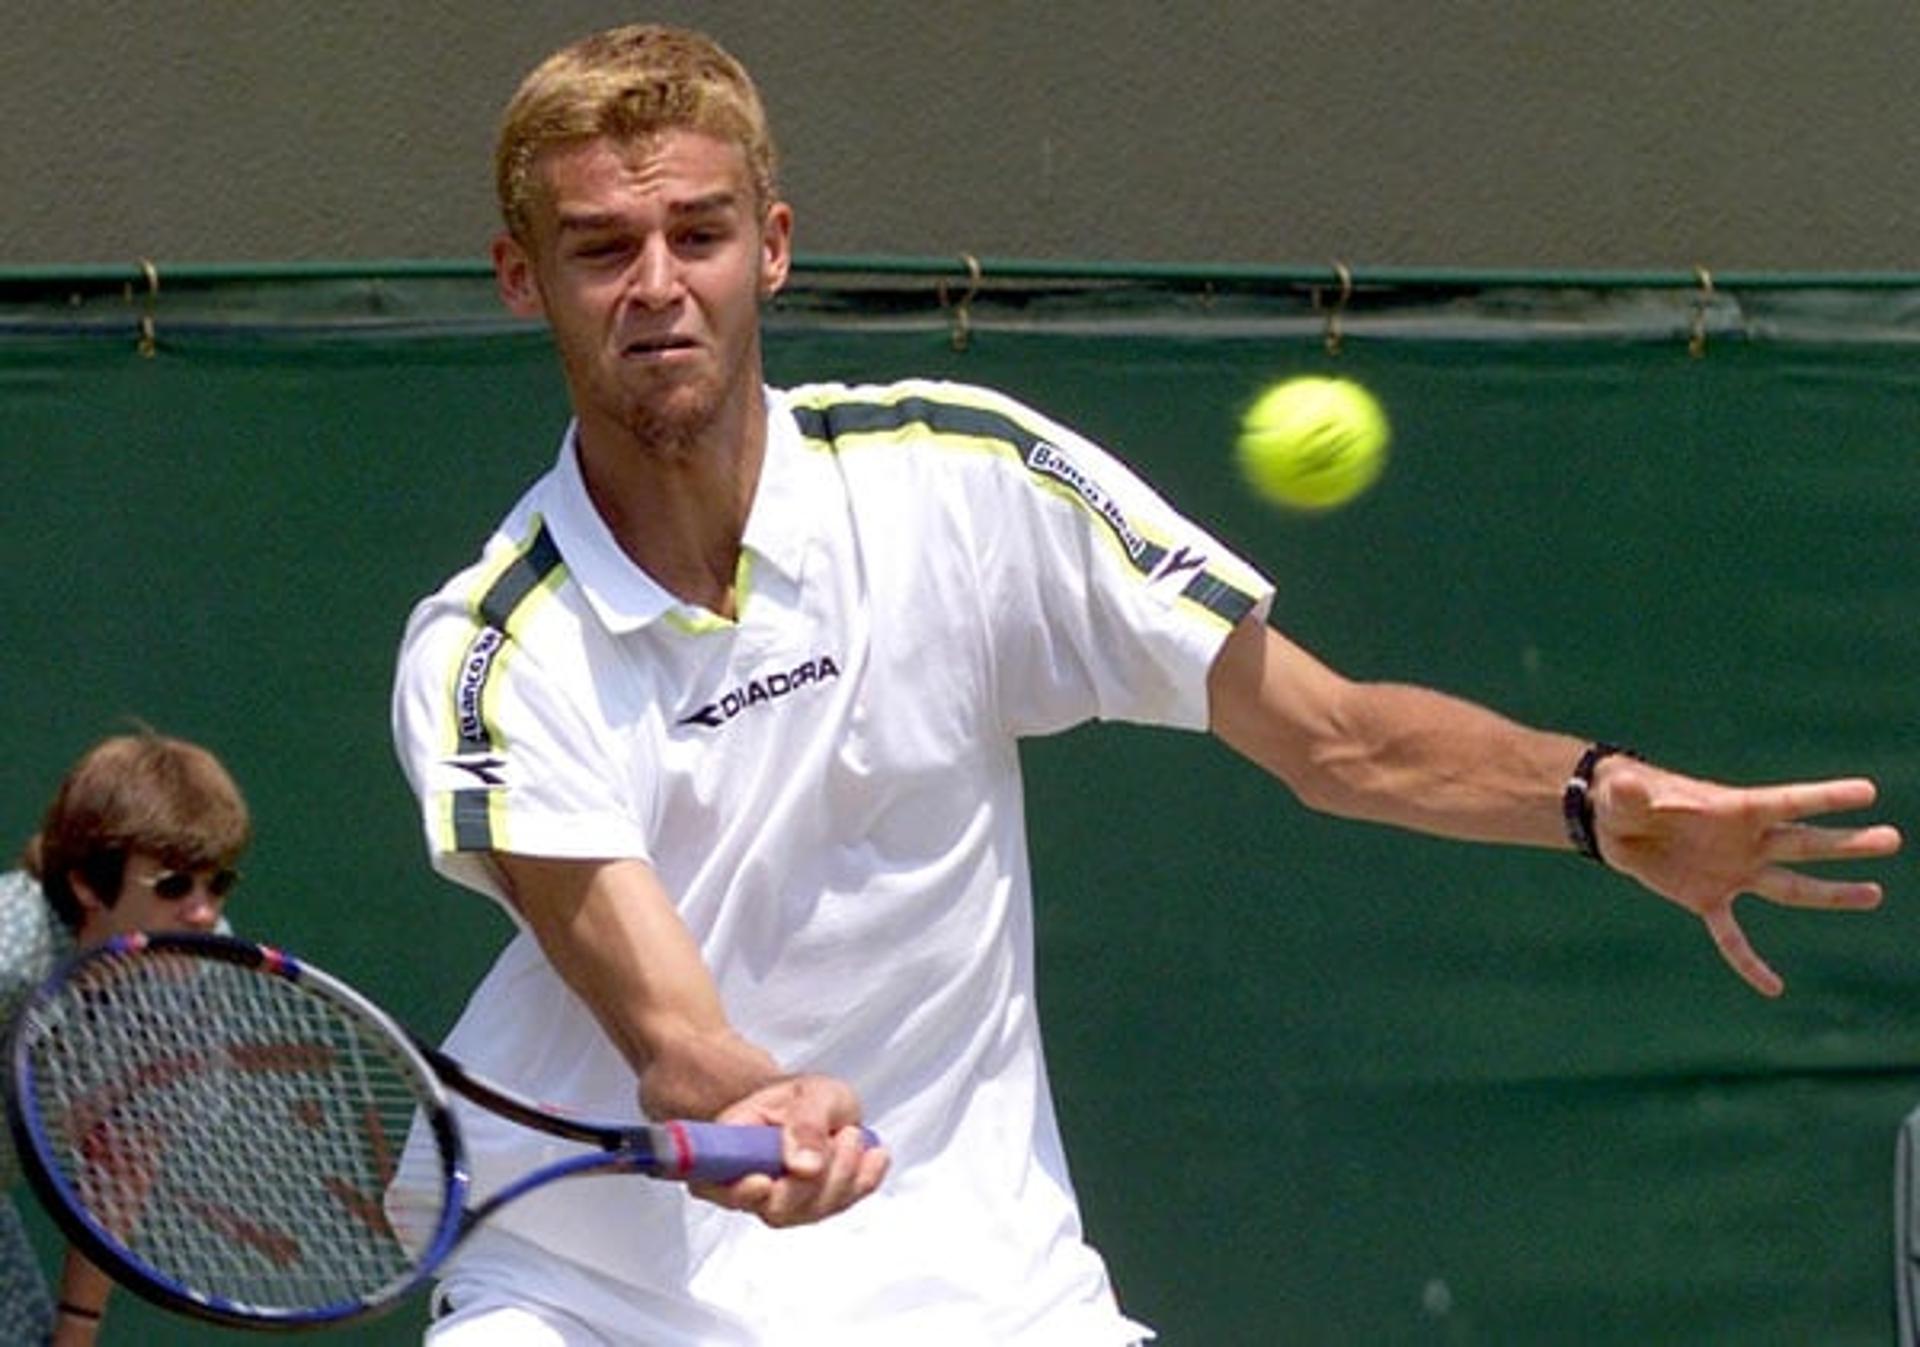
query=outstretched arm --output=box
[1206,615,1902,995]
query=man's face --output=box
[77,851,235,945]
[494,129,792,455]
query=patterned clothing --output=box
[0,870,74,1345]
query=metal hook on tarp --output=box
[1317,261,1354,356]
[129,258,160,358]
[937,253,983,352]
[1688,265,1714,359]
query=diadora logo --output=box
[432,751,511,794]
[678,655,842,730]
[1027,440,1149,562]
[1151,545,1207,587]
[444,755,508,786]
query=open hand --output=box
[1594,760,1902,996]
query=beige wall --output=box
[4,0,1916,271]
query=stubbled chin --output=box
[618,375,723,452]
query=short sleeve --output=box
[391,575,653,911]
[953,385,1274,737]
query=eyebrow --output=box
[555,192,744,235]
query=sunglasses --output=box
[137,868,242,902]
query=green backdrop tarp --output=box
[1,274,1916,1344]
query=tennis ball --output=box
[1236,376,1390,511]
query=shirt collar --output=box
[540,389,822,635]
[739,389,819,587]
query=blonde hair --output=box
[495,24,779,242]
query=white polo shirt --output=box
[390,379,1272,1346]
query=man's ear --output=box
[493,233,546,319]
[759,201,793,300]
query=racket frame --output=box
[6,931,800,1330]
[5,933,469,1328]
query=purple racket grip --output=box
[652,1121,882,1184]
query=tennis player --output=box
[388,24,1902,1346]
[1,729,251,1346]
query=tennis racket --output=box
[5,931,837,1330]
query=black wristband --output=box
[1563,743,1638,864]
[57,1301,103,1321]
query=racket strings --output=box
[24,949,446,1313]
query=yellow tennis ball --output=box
[1236,376,1390,510]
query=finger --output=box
[1703,906,1783,999]
[1749,866,1885,912]
[758,1178,814,1229]
[692,1171,774,1213]
[1763,821,1903,864]
[781,1120,830,1180]
[1739,777,1880,825]
[854,1135,890,1198]
[809,1126,868,1216]
[779,1125,889,1226]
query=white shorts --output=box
[426,1290,604,1347]
[421,1226,754,1347]
[421,1225,1153,1347]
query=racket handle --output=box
[654,1122,883,1183]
